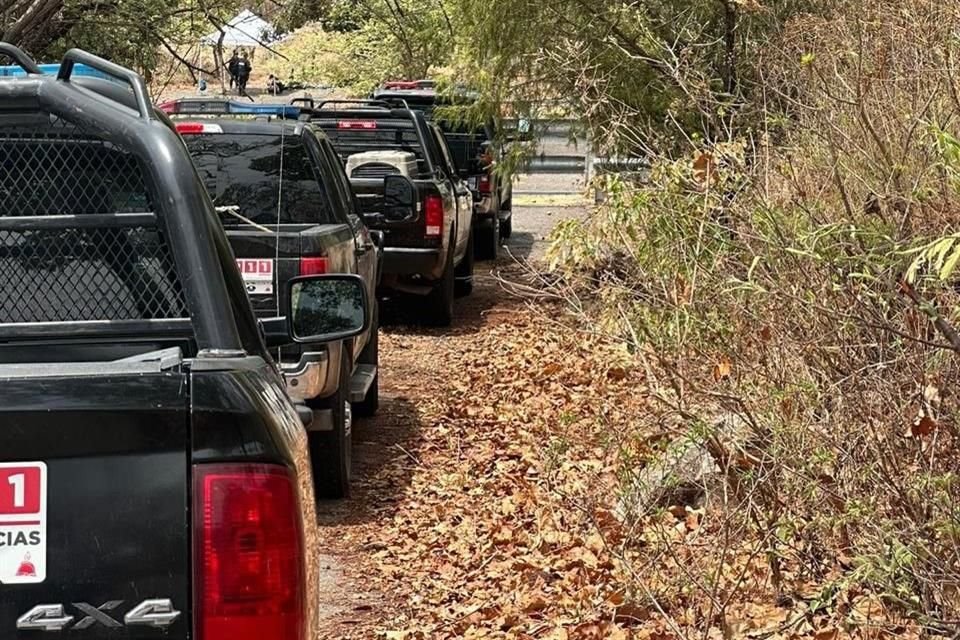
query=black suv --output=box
[373,83,514,259]
[161,98,382,497]
[0,46,355,639]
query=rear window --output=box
[184,134,336,226]
[437,122,490,174]
[318,123,431,178]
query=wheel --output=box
[454,228,475,297]
[353,305,379,418]
[475,217,500,261]
[308,353,352,499]
[424,238,455,326]
[500,214,513,240]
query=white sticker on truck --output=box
[0,462,47,584]
[236,259,275,295]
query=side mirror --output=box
[383,174,417,222]
[287,274,369,343]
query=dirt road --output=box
[313,200,589,638]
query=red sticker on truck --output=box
[0,462,47,584]
[236,259,274,295]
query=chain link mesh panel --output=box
[0,115,188,323]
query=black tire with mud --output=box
[500,214,512,240]
[424,237,455,326]
[309,353,352,500]
[475,217,500,261]
[454,228,475,298]
[353,306,379,417]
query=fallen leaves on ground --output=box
[319,285,921,639]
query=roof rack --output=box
[0,42,41,74]
[308,98,412,111]
[159,98,302,119]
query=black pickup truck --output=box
[300,100,475,326]
[373,83,514,259]
[159,98,383,497]
[0,47,360,638]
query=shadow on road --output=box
[377,230,535,337]
[500,231,536,263]
[315,395,423,526]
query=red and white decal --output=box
[0,462,47,584]
[236,259,274,295]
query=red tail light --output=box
[299,257,328,275]
[478,174,492,194]
[337,120,377,130]
[175,122,223,135]
[425,194,443,238]
[193,464,305,640]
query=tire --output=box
[353,306,379,418]
[500,214,513,240]
[454,229,475,298]
[475,217,500,261]
[308,354,352,499]
[424,238,455,326]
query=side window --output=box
[322,138,359,217]
[430,126,458,180]
[306,135,350,225]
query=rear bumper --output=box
[474,197,511,222]
[282,350,332,402]
[381,247,443,277]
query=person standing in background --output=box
[227,49,240,90]
[236,51,252,96]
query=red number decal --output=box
[0,467,41,515]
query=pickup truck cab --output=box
[373,82,514,259]
[0,46,360,639]
[300,99,475,326]
[160,98,383,497]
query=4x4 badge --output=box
[17,599,180,631]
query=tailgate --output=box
[350,178,433,248]
[228,224,356,318]
[0,372,190,640]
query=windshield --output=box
[184,134,336,226]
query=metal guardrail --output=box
[523,154,648,176]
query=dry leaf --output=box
[541,363,563,377]
[522,596,549,614]
[606,367,629,381]
[713,358,732,382]
[693,152,716,185]
[911,415,938,438]
[813,628,839,640]
[615,602,652,624]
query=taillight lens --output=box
[175,122,223,135]
[194,464,305,640]
[299,257,328,275]
[478,174,492,194]
[425,194,443,238]
[337,120,377,130]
